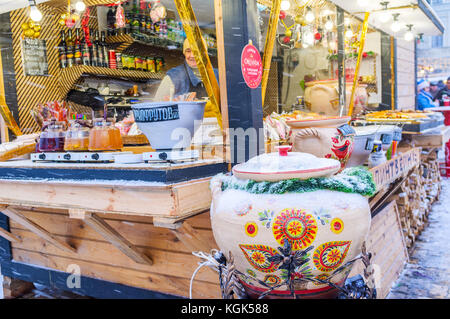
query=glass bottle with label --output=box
[101,31,109,68]
[95,31,104,67]
[58,30,67,69]
[66,29,75,68]
[74,28,82,65]
[81,30,91,66]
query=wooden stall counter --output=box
[0,158,227,299]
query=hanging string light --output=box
[305,7,315,23]
[75,1,86,12]
[281,0,291,11]
[325,16,334,31]
[391,13,401,33]
[378,2,390,24]
[345,25,354,38]
[404,24,414,42]
[29,0,42,22]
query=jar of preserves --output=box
[38,120,66,152]
[88,118,123,151]
[64,122,90,151]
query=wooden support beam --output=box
[2,276,34,299]
[0,206,76,253]
[171,221,215,253]
[0,226,21,243]
[82,212,153,266]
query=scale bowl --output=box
[131,101,206,150]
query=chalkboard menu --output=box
[22,38,49,76]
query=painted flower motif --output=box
[272,208,317,250]
[313,241,351,272]
[330,218,344,234]
[234,202,252,216]
[258,210,275,229]
[313,273,331,286]
[245,222,258,237]
[246,269,257,278]
[263,275,281,286]
[239,244,280,273]
[315,208,332,226]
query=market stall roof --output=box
[331,0,444,36]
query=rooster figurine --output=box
[330,138,353,168]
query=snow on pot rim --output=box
[232,146,341,182]
[131,101,206,150]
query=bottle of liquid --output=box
[74,28,82,65]
[95,31,104,67]
[81,31,91,66]
[106,7,115,36]
[58,30,67,69]
[66,29,75,68]
[91,29,99,66]
[101,31,109,68]
[131,0,140,34]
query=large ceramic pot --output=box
[304,80,368,116]
[210,148,374,299]
[287,116,355,170]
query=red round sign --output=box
[241,43,263,89]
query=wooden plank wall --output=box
[395,38,416,110]
[7,208,222,298]
[349,201,408,299]
[10,4,65,134]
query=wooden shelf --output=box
[106,33,217,57]
[59,65,165,98]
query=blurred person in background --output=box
[417,79,439,110]
[430,81,440,99]
[433,77,450,106]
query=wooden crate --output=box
[349,201,409,299]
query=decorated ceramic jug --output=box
[287,116,355,170]
[210,147,375,299]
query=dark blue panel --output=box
[222,0,264,165]
[0,163,228,184]
[0,261,182,299]
[0,212,12,261]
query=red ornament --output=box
[283,36,291,44]
[363,52,368,58]
[279,10,286,20]
[314,32,322,40]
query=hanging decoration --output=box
[116,3,126,28]
[21,20,41,39]
[81,7,91,46]
[59,0,80,29]
[150,0,167,23]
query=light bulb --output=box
[344,17,351,25]
[304,31,314,45]
[281,0,291,11]
[30,6,42,22]
[391,21,401,33]
[357,0,369,6]
[404,31,414,42]
[75,1,86,12]
[325,18,334,31]
[305,8,315,23]
[379,12,390,24]
[345,27,353,38]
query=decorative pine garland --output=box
[212,167,376,197]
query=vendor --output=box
[417,79,439,111]
[154,37,219,102]
[433,77,450,106]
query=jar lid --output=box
[232,146,341,182]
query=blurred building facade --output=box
[417,0,450,81]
